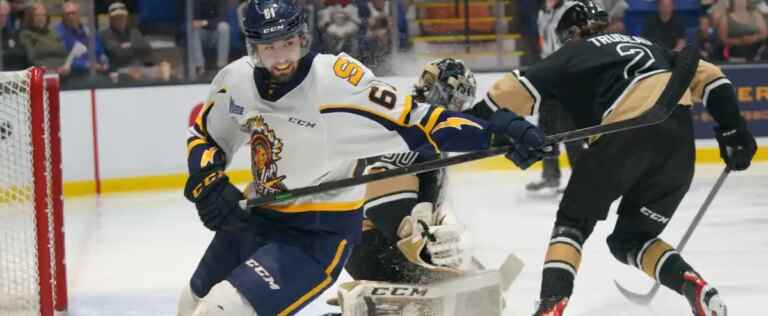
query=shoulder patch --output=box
[229,98,244,115]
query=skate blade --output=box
[525,187,562,198]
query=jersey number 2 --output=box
[616,43,655,79]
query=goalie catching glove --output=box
[396,202,467,272]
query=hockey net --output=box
[0,68,67,316]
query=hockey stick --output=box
[245,46,699,209]
[614,166,731,305]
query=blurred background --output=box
[0,3,764,314]
[2,0,766,90]
[0,0,764,198]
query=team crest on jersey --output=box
[248,116,287,195]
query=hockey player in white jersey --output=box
[177,1,547,315]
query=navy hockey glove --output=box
[489,109,548,169]
[184,169,249,231]
[714,123,757,171]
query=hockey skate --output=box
[525,177,561,196]
[682,272,727,316]
[532,296,568,316]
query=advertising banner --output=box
[692,64,768,138]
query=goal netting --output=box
[0,68,67,316]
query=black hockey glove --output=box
[184,168,249,231]
[489,109,548,169]
[714,123,757,171]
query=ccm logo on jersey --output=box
[370,286,428,297]
[641,207,669,224]
[245,259,281,290]
[288,117,316,128]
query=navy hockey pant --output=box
[189,226,351,315]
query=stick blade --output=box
[613,280,656,306]
[499,253,524,291]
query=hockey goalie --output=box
[324,59,523,316]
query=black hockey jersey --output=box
[523,33,681,127]
[474,33,741,132]
[473,32,742,146]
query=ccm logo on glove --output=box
[191,171,224,199]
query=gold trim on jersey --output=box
[597,71,693,142]
[319,104,440,151]
[186,138,207,155]
[195,100,216,137]
[264,200,365,213]
[398,95,414,125]
[422,107,445,133]
[199,147,218,168]
[432,117,483,133]
[278,239,348,316]
[689,60,728,104]
[488,72,538,116]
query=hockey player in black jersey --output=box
[462,0,757,315]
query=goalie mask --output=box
[240,0,311,80]
[414,58,477,112]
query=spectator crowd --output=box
[0,0,402,88]
[524,0,768,64]
[0,0,765,89]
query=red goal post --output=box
[0,67,67,316]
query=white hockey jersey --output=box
[187,52,490,241]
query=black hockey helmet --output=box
[554,0,608,44]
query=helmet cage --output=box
[414,58,477,112]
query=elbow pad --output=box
[704,83,746,130]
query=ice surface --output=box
[63,163,768,315]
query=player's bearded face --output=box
[254,36,302,82]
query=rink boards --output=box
[52,68,767,197]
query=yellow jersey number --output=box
[333,56,365,86]
[333,56,397,109]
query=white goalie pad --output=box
[336,254,524,316]
[337,263,521,316]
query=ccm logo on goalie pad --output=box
[370,286,428,297]
[245,259,281,290]
[640,207,669,224]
